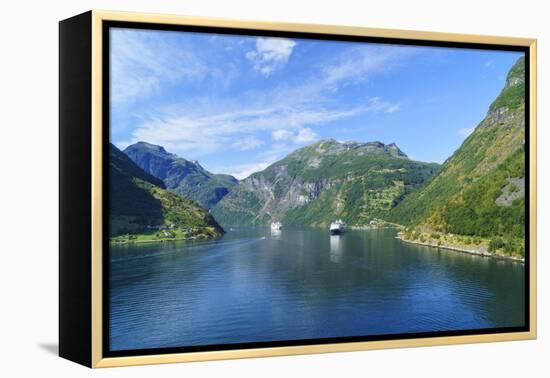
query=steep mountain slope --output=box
[124,142,238,209]
[211,139,439,227]
[389,57,526,255]
[109,143,223,239]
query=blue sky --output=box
[110,27,523,179]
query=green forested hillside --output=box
[389,57,526,256]
[109,144,224,241]
[211,140,439,227]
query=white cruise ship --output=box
[270,222,282,231]
[330,219,346,235]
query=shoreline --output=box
[110,235,221,245]
[395,235,524,263]
[111,228,524,264]
[350,225,400,231]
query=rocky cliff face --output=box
[211,139,439,227]
[124,142,237,209]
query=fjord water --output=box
[109,228,525,351]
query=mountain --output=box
[211,139,439,227]
[109,143,223,240]
[124,142,238,209]
[389,57,526,256]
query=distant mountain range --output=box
[124,141,237,209]
[211,139,440,227]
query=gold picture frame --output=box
[59,10,537,368]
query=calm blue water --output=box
[109,228,525,351]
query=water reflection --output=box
[330,235,343,263]
[270,228,282,238]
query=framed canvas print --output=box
[59,10,537,368]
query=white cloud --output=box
[222,161,274,180]
[294,128,318,143]
[321,45,415,86]
[111,29,207,104]
[272,128,317,144]
[121,94,399,159]
[458,127,475,138]
[127,104,365,157]
[272,129,293,141]
[232,136,265,151]
[220,142,297,179]
[386,104,400,113]
[246,37,296,76]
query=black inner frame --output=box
[102,20,531,358]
